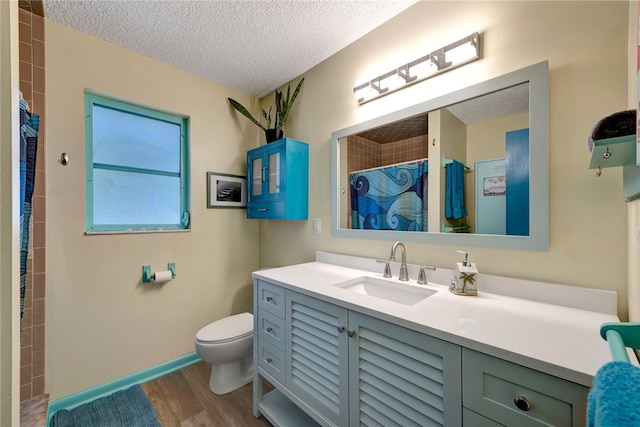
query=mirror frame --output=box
[330,61,549,250]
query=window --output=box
[85,93,189,233]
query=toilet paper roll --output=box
[153,270,173,283]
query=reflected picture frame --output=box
[206,172,247,208]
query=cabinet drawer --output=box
[257,281,285,318]
[258,339,285,385]
[247,202,285,219]
[463,408,503,426]
[258,309,285,350]
[462,349,588,427]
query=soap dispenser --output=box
[450,250,478,296]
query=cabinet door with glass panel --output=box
[246,138,308,220]
[248,143,283,204]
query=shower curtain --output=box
[19,97,39,335]
[350,161,428,231]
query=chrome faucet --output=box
[390,241,409,281]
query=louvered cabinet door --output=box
[348,312,462,427]
[285,291,349,426]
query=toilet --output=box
[194,312,254,395]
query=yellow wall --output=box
[262,1,630,317]
[627,0,639,323]
[45,21,261,398]
[1,1,21,424]
[466,112,529,232]
[42,0,634,400]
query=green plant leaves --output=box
[276,78,304,130]
[227,98,267,131]
[227,77,304,132]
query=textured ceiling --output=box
[42,0,419,98]
[357,83,530,144]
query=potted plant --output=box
[228,78,304,143]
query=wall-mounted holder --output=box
[442,155,471,171]
[142,263,177,283]
[589,135,635,176]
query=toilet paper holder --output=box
[142,263,176,283]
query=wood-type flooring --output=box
[141,361,273,427]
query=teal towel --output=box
[587,361,640,427]
[445,160,467,219]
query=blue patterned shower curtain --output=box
[19,98,39,334]
[350,161,428,231]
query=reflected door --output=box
[475,159,506,235]
[505,128,529,236]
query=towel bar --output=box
[599,322,640,362]
[442,155,470,170]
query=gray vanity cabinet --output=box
[347,311,462,426]
[253,278,588,427]
[255,281,462,427]
[285,291,349,426]
[462,349,589,426]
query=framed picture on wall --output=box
[482,175,506,196]
[206,172,247,208]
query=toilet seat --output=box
[196,312,253,344]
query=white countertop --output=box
[253,252,625,387]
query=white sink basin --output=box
[334,276,437,306]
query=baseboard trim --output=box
[46,352,200,423]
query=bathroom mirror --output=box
[331,61,549,250]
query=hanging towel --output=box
[587,361,640,427]
[445,160,467,220]
[587,109,636,152]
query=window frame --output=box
[84,92,190,233]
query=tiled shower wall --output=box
[347,134,429,173]
[18,4,47,402]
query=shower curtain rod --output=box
[350,157,429,174]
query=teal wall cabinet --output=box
[246,138,309,220]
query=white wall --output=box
[45,21,261,399]
[262,2,631,318]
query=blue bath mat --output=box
[49,384,161,427]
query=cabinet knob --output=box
[347,329,356,337]
[266,327,273,333]
[266,296,273,302]
[337,325,345,333]
[266,357,273,364]
[514,396,532,412]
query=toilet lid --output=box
[196,312,253,343]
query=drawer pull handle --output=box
[258,208,269,212]
[266,296,273,302]
[347,329,356,337]
[337,325,345,333]
[266,327,273,333]
[514,396,532,412]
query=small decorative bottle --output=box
[450,250,478,296]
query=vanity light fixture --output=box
[354,32,481,105]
